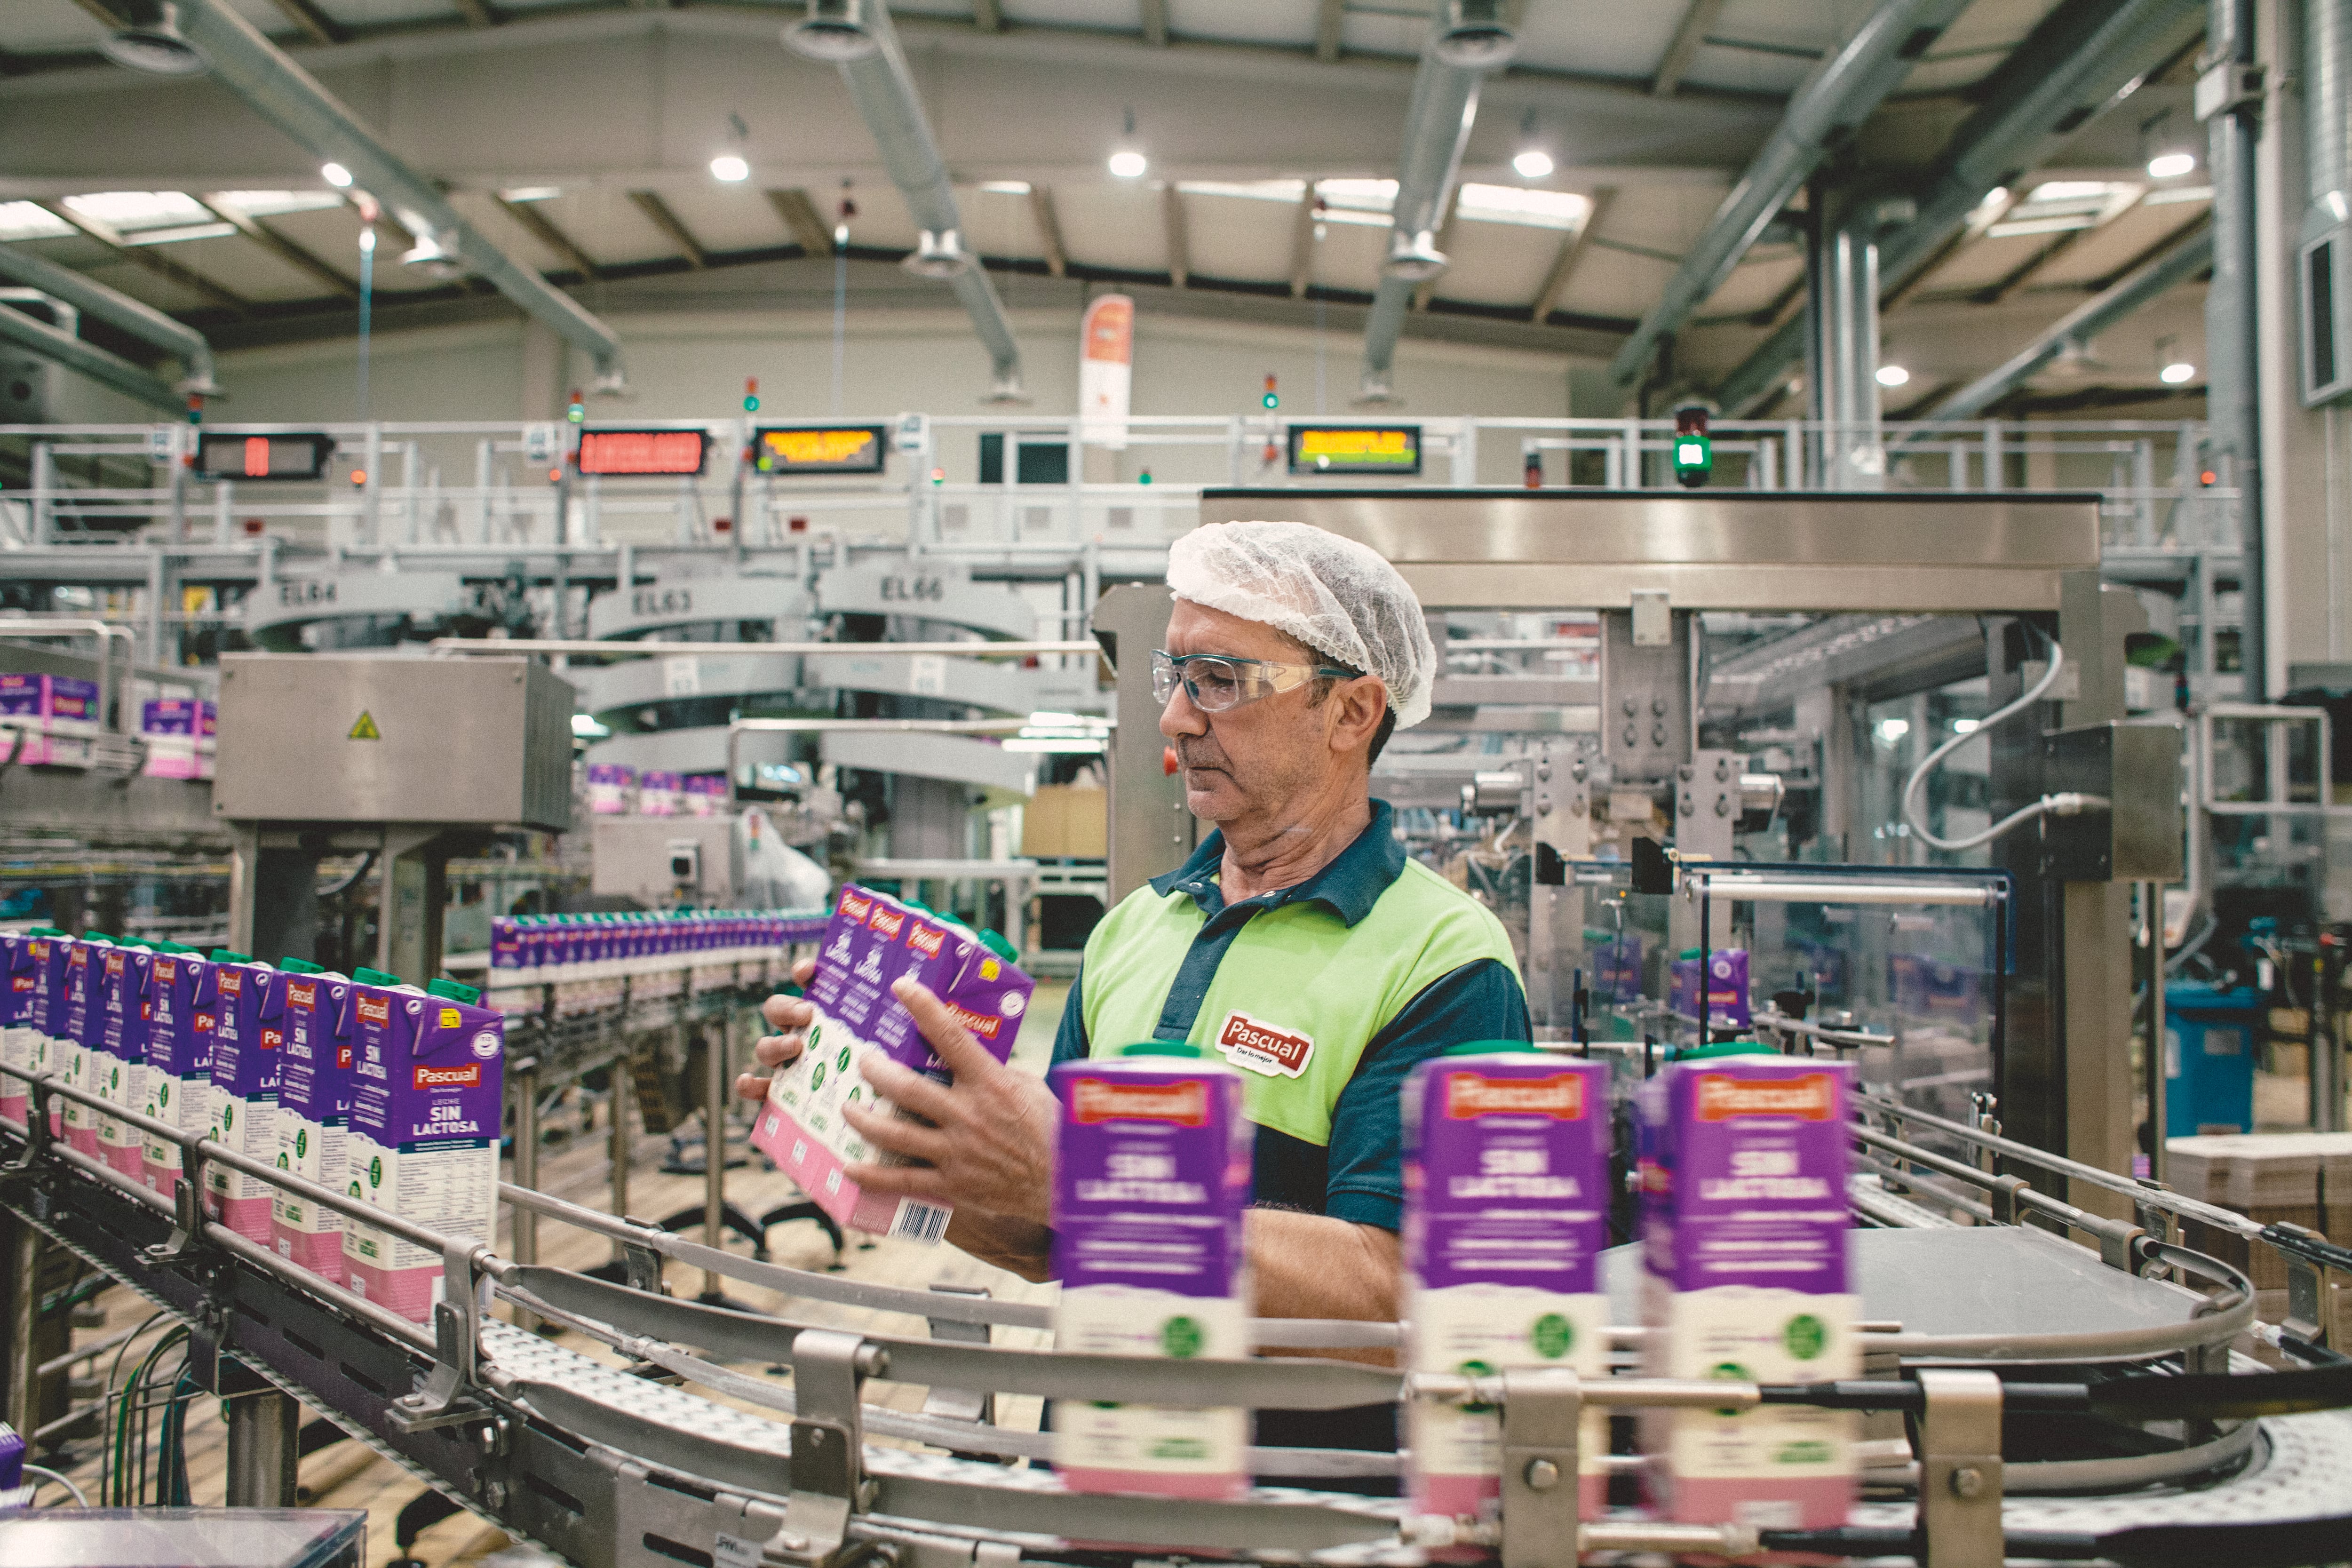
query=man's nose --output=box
[1159,681,1206,742]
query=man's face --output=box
[1158,599,1343,828]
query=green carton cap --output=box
[352,966,404,987]
[977,929,1020,967]
[1442,1039,1540,1057]
[278,957,326,974]
[1119,1042,1201,1058]
[209,947,252,964]
[1669,1040,1778,1062]
[156,941,200,955]
[427,978,481,1004]
[84,931,117,944]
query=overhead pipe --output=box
[132,0,626,390]
[1358,0,1517,403]
[1906,223,2213,426]
[1606,0,1972,390]
[0,241,216,395]
[1714,0,2207,414]
[2209,0,2263,697]
[785,0,1024,400]
[0,298,184,413]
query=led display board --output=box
[576,428,709,477]
[754,424,888,474]
[194,432,334,482]
[1286,424,1422,476]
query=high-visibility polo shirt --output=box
[1050,798,1528,1231]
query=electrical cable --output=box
[2166,911,2220,976]
[20,1463,88,1507]
[1900,629,2108,852]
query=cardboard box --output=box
[1022,784,1107,859]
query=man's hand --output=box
[735,965,1059,1230]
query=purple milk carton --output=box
[682,773,729,816]
[140,697,215,780]
[1638,1054,1856,1529]
[1669,947,1752,1032]
[1403,1047,1611,1522]
[1049,1043,1251,1500]
[0,931,40,1130]
[22,932,72,1139]
[638,770,683,816]
[95,944,155,1180]
[141,947,215,1198]
[0,673,100,765]
[203,952,279,1242]
[1586,930,1644,1006]
[344,975,505,1322]
[750,885,1033,1242]
[59,936,109,1158]
[586,762,636,815]
[272,959,356,1282]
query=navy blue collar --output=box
[1148,798,1406,927]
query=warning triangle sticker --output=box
[348,711,381,741]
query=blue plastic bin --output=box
[2163,982,2265,1138]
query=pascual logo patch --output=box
[946,1003,1005,1041]
[1215,1011,1314,1077]
[287,981,317,1009]
[354,994,391,1026]
[1694,1072,1836,1122]
[1446,1071,1587,1120]
[906,923,946,959]
[415,1062,481,1089]
[1072,1077,1208,1126]
[837,890,874,923]
[868,906,906,940]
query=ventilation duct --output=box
[129,0,628,390]
[1606,0,1971,390]
[1714,0,2206,414]
[1357,1,1516,403]
[100,1,208,77]
[0,240,217,394]
[785,0,1024,400]
[0,297,183,414]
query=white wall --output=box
[209,298,1588,488]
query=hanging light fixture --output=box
[1108,108,1148,179]
[784,0,882,62]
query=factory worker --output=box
[736,520,1527,1393]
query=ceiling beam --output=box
[765,188,834,257]
[495,196,603,280]
[1314,0,1343,63]
[1028,186,1067,277]
[1289,185,1319,298]
[1140,0,1169,47]
[628,190,708,269]
[36,200,250,316]
[1531,188,1613,323]
[1162,183,1189,287]
[1652,0,1725,96]
[453,0,498,25]
[2084,211,2211,292]
[972,0,1004,32]
[195,195,356,298]
[264,0,342,46]
[1968,227,2088,305]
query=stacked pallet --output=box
[2164,1132,2352,1294]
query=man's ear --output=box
[1327,675,1388,754]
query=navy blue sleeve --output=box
[1049,965,1089,1065]
[1321,958,1532,1231]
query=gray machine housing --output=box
[215,653,575,830]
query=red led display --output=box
[576,428,709,477]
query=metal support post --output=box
[511,1052,540,1331]
[2,1208,40,1441]
[703,1007,727,1301]
[1498,1368,1583,1568]
[2145,881,2167,1178]
[610,1043,634,1253]
[1915,1368,2003,1568]
[223,1381,301,1507]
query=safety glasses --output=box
[1151,649,1359,713]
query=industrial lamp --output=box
[904,229,975,278]
[784,0,882,62]
[101,1,209,76]
[1384,230,1449,282]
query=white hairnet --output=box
[1166,520,1438,729]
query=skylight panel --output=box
[1456,183,1590,230]
[0,203,75,241]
